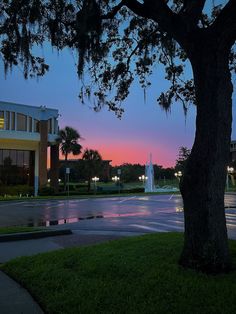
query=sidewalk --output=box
[0,271,43,314]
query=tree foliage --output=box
[82,148,102,191]
[175,146,191,172]
[1,1,235,117]
[112,163,175,182]
[56,126,82,161]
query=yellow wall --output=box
[0,139,39,151]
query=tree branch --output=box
[101,0,192,49]
[211,0,236,48]
[101,1,125,19]
[140,0,189,47]
[101,0,150,20]
[179,0,206,27]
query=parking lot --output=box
[0,193,236,237]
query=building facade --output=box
[230,140,236,162]
[0,101,59,196]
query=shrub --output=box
[38,186,55,196]
[0,185,34,196]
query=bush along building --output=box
[0,101,59,196]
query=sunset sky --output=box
[0,46,235,167]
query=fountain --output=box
[144,153,179,193]
[145,154,155,192]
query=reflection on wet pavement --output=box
[26,211,152,227]
[0,194,234,229]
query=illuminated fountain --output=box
[145,154,155,192]
[144,154,179,193]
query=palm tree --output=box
[82,149,102,192]
[57,126,82,161]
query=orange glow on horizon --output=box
[58,141,176,168]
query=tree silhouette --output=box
[1,0,236,273]
[82,149,102,192]
[175,147,191,173]
[57,126,82,161]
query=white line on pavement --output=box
[149,221,183,230]
[0,201,28,207]
[130,224,168,232]
[118,196,137,203]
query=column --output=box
[50,144,59,193]
[39,120,48,187]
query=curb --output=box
[0,229,72,242]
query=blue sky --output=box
[0,30,235,167]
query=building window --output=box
[54,118,58,134]
[48,119,52,134]
[0,149,35,186]
[0,111,4,130]
[34,119,39,132]
[5,111,10,130]
[17,113,27,131]
[11,112,15,130]
[29,117,32,132]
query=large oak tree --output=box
[1,0,236,273]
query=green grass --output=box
[2,233,236,314]
[0,190,181,202]
[0,226,42,234]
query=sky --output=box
[0,45,235,168]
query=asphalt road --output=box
[0,193,236,238]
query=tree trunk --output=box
[179,41,233,273]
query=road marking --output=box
[149,221,183,230]
[167,219,184,225]
[0,201,28,207]
[118,196,136,203]
[130,224,168,232]
[169,194,174,200]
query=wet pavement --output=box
[0,193,235,314]
[0,194,184,227]
[0,193,235,238]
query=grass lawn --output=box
[2,233,236,314]
[0,226,42,234]
[0,190,181,202]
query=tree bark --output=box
[179,37,233,273]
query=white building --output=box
[0,101,59,196]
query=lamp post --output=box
[92,176,99,194]
[112,176,120,194]
[174,171,182,181]
[66,168,70,197]
[227,166,234,190]
[139,175,148,187]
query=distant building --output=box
[0,101,59,195]
[230,140,236,162]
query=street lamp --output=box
[139,175,148,186]
[92,176,99,194]
[112,176,120,182]
[175,171,182,181]
[112,176,120,194]
[227,166,234,190]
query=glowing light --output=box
[0,118,4,129]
